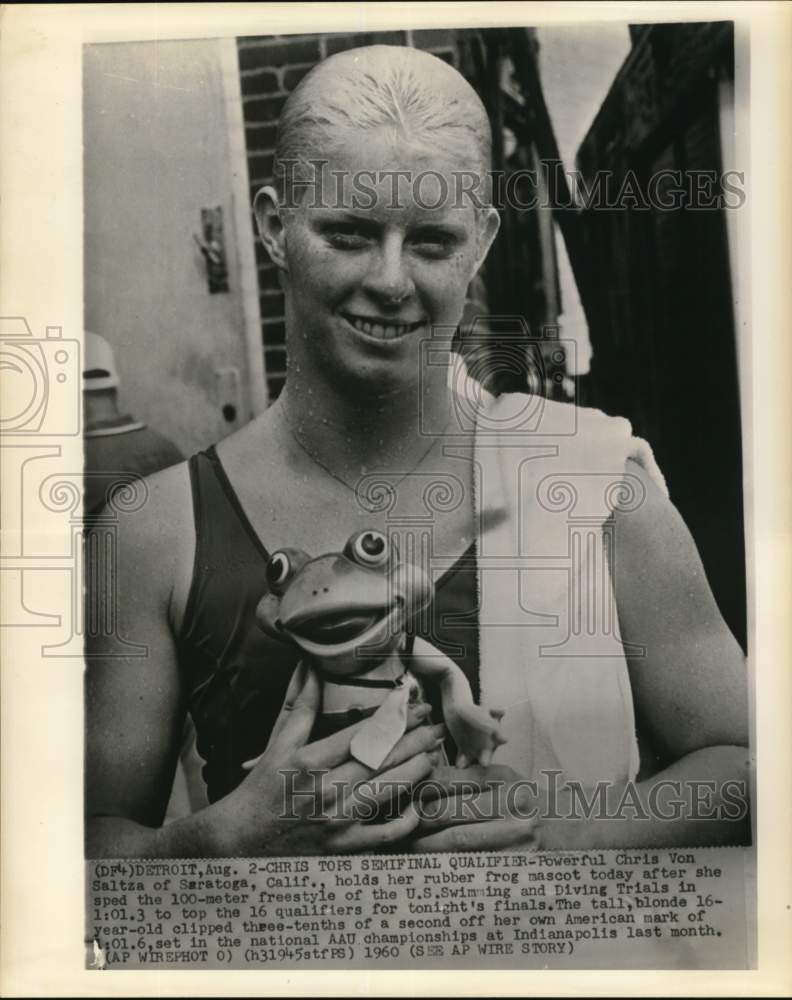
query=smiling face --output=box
[259,129,498,392]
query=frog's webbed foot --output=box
[447,705,507,768]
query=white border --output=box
[1,3,789,996]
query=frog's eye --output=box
[346,529,391,568]
[266,551,294,594]
[266,547,310,595]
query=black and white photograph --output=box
[2,2,790,994]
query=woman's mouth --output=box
[341,312,424,341]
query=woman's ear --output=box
[473,207,501,273]
[253,185,288,270]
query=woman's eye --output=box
[410,232,457,258]
[326,226,370,250]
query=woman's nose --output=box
[361,238,414,306]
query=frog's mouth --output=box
[290,608,383,644]
[282,601,403,660]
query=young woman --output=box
[85,45,749,857]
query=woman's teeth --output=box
[345,314,421,340]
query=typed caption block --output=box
[87,847,752,970]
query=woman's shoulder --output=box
[81,457,196,643]
[89,456,191,544]
[102,458,194,579]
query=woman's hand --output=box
[410,765,541,853]
[213,662,446,856]
[410,764,591,853]
[411,748,751,852]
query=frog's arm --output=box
[408,637,506,767]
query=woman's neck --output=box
[278,367,453,483]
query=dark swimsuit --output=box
[175,446,481,803]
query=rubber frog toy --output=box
[255,529,506,770]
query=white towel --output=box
[473,393,666,787]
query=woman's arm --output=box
[411,458,751,852]
[85,464,226,856]
[593,456,751,845]
[616,459,748,756]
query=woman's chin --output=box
[320,327,431,390]
[338,356,421,394]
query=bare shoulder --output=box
[115,459,193,545]
[613,457,707,587]
[611,456,716,625]
[92,459,195,636]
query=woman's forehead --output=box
[288,130,487,217]
[313,127,480,178]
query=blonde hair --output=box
[273,45,492,205]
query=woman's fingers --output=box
[326,802,422,853]
[312,717,445,823]
[267,662,321,752]
[414,763,521,803]
[340,746,442,821]
[320,722,445,812]
[323,720,445,802]
[245,699,438,827]
[299,702,436,773]
[416,789,499,830]
[262,730,443,834]
[411,817,540,854]
[372,721,446,775]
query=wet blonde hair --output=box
[273,45,493,205]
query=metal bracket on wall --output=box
[194,205,230,294]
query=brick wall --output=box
[237,30,459,400]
